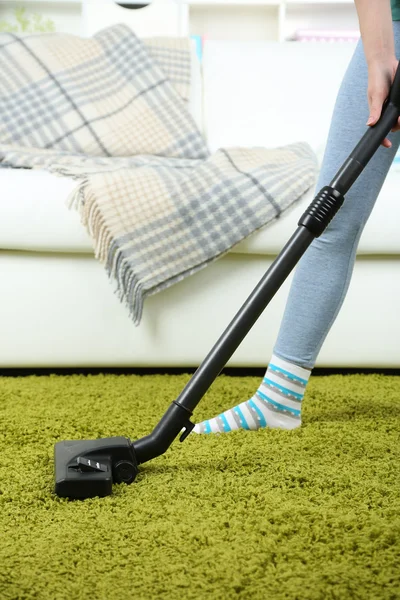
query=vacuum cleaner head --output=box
[54,437,138,499]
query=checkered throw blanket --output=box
[0,24,318,324]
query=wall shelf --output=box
[0,0,359,41]
[1,0,355,4]
[188,1,280,5]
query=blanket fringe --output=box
[66,177,145,325]
[108,257,145,325]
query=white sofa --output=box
[1,38,400,369]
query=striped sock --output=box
[193,354,312,433]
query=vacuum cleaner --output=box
[54,62,400,500]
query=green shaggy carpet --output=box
[0,373,399,600]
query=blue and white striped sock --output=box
[193,354,312,433]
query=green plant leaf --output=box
[15,7,30,32]
[0,6,56,33]
[0,20,19,33]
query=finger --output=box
[381,138,392,148]
[391,116,400,132]
[367,94,386,126]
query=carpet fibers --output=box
[0,373,399,600]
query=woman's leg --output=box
[273,27,400,370]
[195,25,400,434]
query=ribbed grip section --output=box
[298,186,344,237]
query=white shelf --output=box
[1,0,359,42]
[2,0,354,4]
[189,0,353,4]
[187,0,279,5]
[287,0,353,3]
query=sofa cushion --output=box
[1,164,399,255]
[0,169,89,252]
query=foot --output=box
[193,354,311,433]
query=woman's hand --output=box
[366,55,400,148]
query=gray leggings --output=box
[273,22,400,370]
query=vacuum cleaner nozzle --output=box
[54,401,196,500]
[54,437,138,499]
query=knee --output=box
[313,214,364,249]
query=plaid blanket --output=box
[0,24,318,324]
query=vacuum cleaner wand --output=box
[54,61,400,499]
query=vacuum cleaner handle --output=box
[389,59,400,109]
[329,59,400,194]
